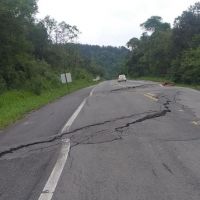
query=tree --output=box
[126,38,140,51]
[0,0,38,89]
[126,16,172,78]
[41,16,80,44]
[27,21,49,59]
[126,2,200,85]
[140,16,170,33]
[173,2,200,53]
[41,16,57,42]
[179,47,200,83]
[55,22,80,44]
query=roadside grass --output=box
[132,76,200,90]
[0,79,97,129]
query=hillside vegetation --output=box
[76,44,129,79]
[125,2,200,85]
[0,0,128,95]
[0,0,128,128]
[0,0,97,94]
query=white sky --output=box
[37,0,198,46]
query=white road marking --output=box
[38,95,88,200]
[90,87,95,96]
[192,121,199,126]
[160,84,164,87]
[192,121,198,125]
[147,92,156,97]
[38,139,70,200]
[60,98,86,133]
[144,93,158,102]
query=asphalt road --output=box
[0,86,93,200]
[1,80,200,200]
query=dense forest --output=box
[0,0,128,95]
[76,44,129,79]
[126,2,200,84]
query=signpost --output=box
[60,73,72,93]
[66,73,72,83]
[61,74,66,84]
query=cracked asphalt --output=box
[1,80,200,200]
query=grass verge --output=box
[0,79,97,129]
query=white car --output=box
[118,74,127,82]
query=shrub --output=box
[0,75,6,94]
[29,76,43,95]
[179,47,200,84]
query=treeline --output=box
[126,2,200,84]
[0,0,105,94]
[76,44,129,79]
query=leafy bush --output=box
[73,68,92,81]
[29,76,43,95]
[179,47,200,84]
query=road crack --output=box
[115,98,171,132]
[162,162,174,175]
[0,96,172,159]
[111,84,157,92]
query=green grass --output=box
[0,79,97,129]
[131,76,200,90]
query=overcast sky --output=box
[37,0,198,46]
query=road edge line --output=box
[60,98,87,133]
[38,139,70,200]
[89,87,95,96]
[38,94,89,200]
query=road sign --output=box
[66,73,72,83]
[61,74,66,84]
